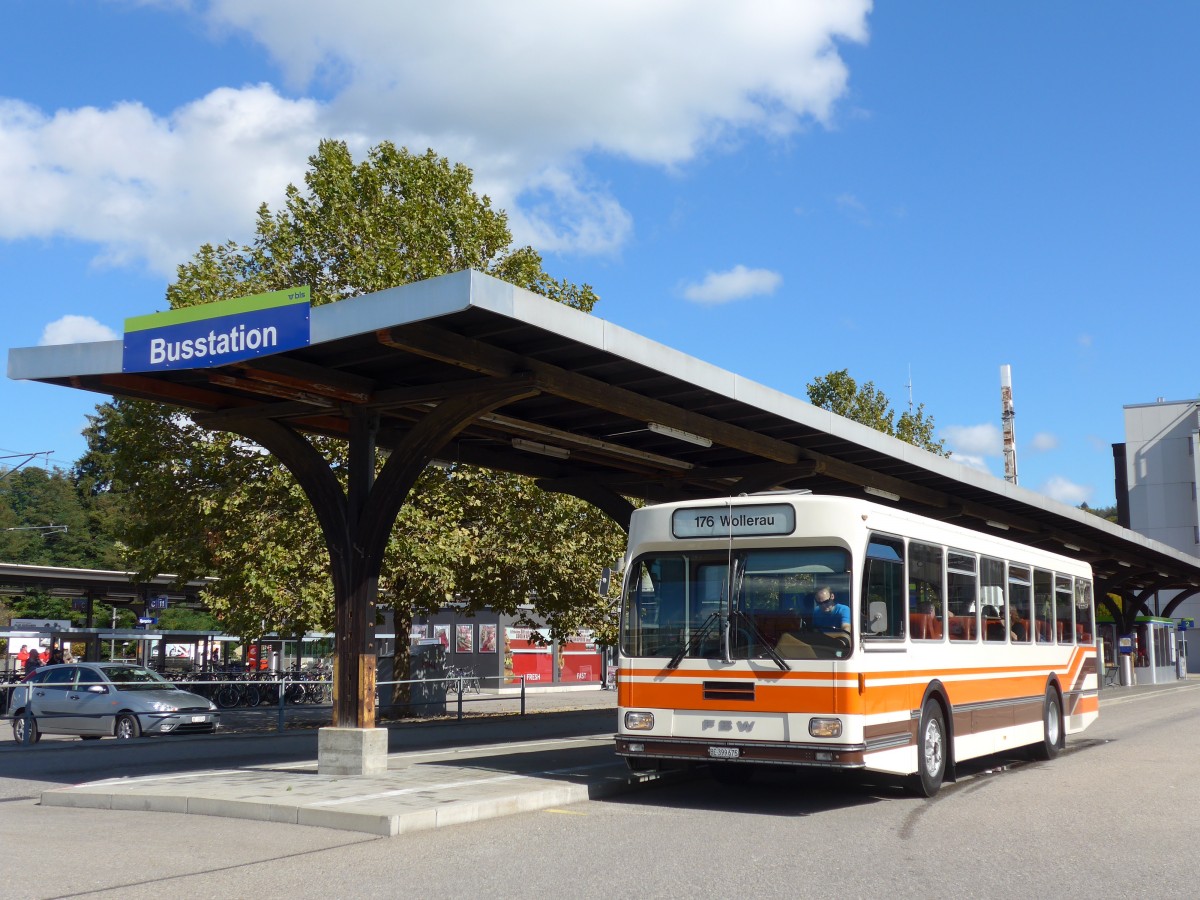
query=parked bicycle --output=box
[446,665,481,695]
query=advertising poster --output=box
[479,624,498,653]
[409,623,429,641]
[433,624,451,649]
[455,624,474,653]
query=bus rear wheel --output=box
[908,699,946,797]
[1029,686,1063,761]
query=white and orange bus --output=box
[614,491,1097,796]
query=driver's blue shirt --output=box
[812,602,851,631]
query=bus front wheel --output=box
[908,699,946,798]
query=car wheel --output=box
[12,713,40,745]
[115,714,142,739]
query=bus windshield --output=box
[620,547,853,662]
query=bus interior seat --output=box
[775,633,817,659]
[984,619,1007,641]
[910,613,942,640]
[756,613,801,646]
[948,616,976,640]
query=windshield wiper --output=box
[667,611,723,669]
[729,609,791,671]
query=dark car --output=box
[8,662,219,743]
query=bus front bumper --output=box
[615,735,869,769]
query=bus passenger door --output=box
[858,535,908,720]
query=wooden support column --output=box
[335,411,380,729]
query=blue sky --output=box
[3,1,1198,509]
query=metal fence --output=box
[2,673,530,745]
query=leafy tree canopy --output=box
[1079,502,1118,523]
[0,465,123,571]
[807,369,949,457]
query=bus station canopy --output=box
[0,562,213,607]
[9,268,1200,610]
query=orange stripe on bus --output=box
[619,647,1097,717]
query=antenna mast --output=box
[1000,365,1018,484]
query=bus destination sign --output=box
[671,503,796,539]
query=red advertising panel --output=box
[559,631,601,682]
[504,627,552,682]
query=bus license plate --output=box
[708,747,739,759]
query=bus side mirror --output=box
[598,567,612,597]
[867,601,888,634]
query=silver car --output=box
[7,663,219,742]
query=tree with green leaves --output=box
[0,464,124,571]
[807,369,949,457]
[81,140,625,700]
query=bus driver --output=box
[811,586,851,633]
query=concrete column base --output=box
[318,726,389,776]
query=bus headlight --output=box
[809,717,843,738]
[624,711,655,731]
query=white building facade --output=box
[1120,399,1200,674]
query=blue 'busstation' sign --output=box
[122,286,311,373]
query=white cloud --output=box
[0,2,870,275]
[39,315,119,345]
[0,89,324,275]
[835,192,871,225]
[1029,432,1058,452]
[1040,475,1091,506]
[682,265,783,306]
[948,453,994,475]
[941,423,1002,458]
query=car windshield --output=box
[619,547,853,662]
[104,666,175,691]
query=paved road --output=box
[1,682,1196,899]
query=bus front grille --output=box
[703,681,755,702]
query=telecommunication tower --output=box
[1000,364,1018,484]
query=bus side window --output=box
[909,541,944,642]
[1034,569,1054,643]
[1056,574,1075,645]
[948,550,977,643]
[863,535,905,639]
[1009,565,1032,643]
[1075,580,1094,644]
[981,557,1007,642]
